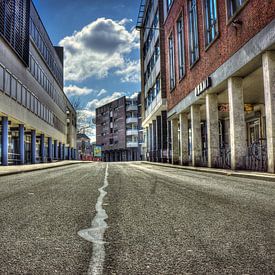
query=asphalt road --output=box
[0,162,274,274]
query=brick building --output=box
[0,0,77,166]
[96,94,143,162]
[137,0,168,162]
[164,0,275,172]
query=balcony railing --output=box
[126,129,139,136]
[127,141,139,148]
[126,105,138,112]
[126,117,138,124]
[145,91,162,119]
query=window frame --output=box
[202,0,219,49]
[168,32,176,91]
[226,0,249,23]
[188,0,200,67]
[176,13,186,81]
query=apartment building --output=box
[137,0,168,162]
[0,0,77,165]
[164,0,275,172]
[96,94,143,162]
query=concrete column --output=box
[179,113,189,165]
[31,130,36,164]
[40,134,45,163]
[156,116,162,161]
[152,120,157,161]
[171,118,179,164]
[54,140,58,160]
[206,94,219,168]
[263,51,275,173]
[191,105,202,166]
[19,124,25,165]
[161,111,168,162]
[228,77,247,170]
[1,117,8,166]
[48,137,53,161]
[149,123,153,161]
[167,120,172,163]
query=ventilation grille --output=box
[0,0,30,66]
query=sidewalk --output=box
[0,161,85,177]
[142,161,275,182]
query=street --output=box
[0,162,274,274]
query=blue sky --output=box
[32,0,141,140]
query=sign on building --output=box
[94,145,102,158]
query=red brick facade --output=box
[164,0,275,111]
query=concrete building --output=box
[96,94,143,162]
[163,0,275,172]
[77,133,92,160]
[0,0,77,165]
[137,0,168,163]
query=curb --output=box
[142,161,275,182]
[0,162,84,178]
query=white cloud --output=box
[59,17,139,82]
[86,92,124,111]
[97,89,108,97]
[116,60,141,83]
[64,85,93,96]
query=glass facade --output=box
[177,16,185,79]
[169,34,175,90]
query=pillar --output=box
[206,94,219,168]
[152,120,157,161]
[263,51,275,173]
[62,144,65,160]
[54,140,58,160]
[171,117,179,164]
[167,120,172,163]
[149,123,153,161]
[40,134,45,163]
[19,124,25,165]
[191,105,202,166]
[48,137,53,161]
[1,117,8,166]
[179,113,189,165]
[68,146,71,160]
[146,127,149,160]
[31,130,36,164]
[156,116,162,161]
[59,142,62,160]
[161,111,168,162]
[228,77,246,170]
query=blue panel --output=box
[19,124,25,165]
[48,137,52,161]
[54,140,58,160]
[31,130,36,164]
[40,134,45,163]
[1,117,8,166]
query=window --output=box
[22,86,26,106]
[16,82,22,103]
[177,16,185,79]
[167,0,174,11]
[227,0,246,19]
[0,65,4,91]
[188,0,199,65]
[204,0,218,46]
[5,71,11,96]
[168,34,175,90]
[11,76,17,99]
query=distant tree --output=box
[70,96,94,134]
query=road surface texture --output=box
[0,162,274,274]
